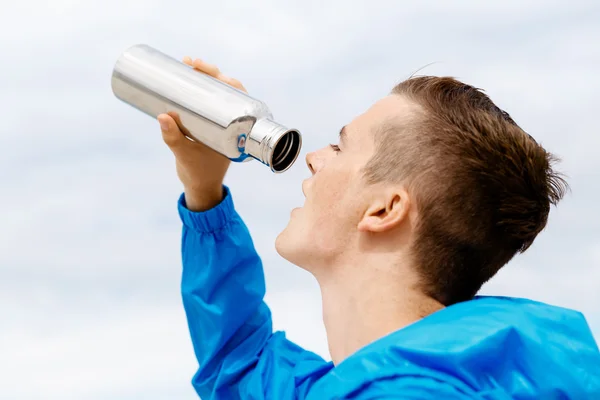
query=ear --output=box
[357,190,410,233]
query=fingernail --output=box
[159,118,169,131]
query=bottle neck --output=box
[246,118,301,173]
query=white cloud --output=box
[1,0,599,398]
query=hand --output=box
[158,57,247,211]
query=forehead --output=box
[345,95,418,143]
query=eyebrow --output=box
[339,126,347,144]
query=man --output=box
[157,57,600,399]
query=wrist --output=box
[184,185,225,212]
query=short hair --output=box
[363,76,568,305]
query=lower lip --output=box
[291,207,301,213]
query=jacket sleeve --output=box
[178,186,332,400]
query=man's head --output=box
[275,76,567,305]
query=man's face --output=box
[275,95,412,271]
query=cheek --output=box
[309,173,344,212]
[306,170,359,231]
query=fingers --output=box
[158,113,186,149]
[225,77,247,92]
[182,56,247,92]
[182,56,220,77]
[191,58,221,77]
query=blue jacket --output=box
[178,187,600,399]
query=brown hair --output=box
[364,76,568,305]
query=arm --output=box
[178,186,332,399]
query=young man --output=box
[158,57,600,399]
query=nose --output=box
[306,151,316,175]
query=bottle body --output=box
[111,44,301,173]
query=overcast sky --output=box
[1,1,599,398]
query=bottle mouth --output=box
[246,118,303,173]
[271,129,302,173]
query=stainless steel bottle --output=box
[111,44,302,173]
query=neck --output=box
[316,256,444,365]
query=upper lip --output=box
[302,180,308,197]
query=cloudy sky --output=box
[1,0,599,398]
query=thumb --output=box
[158,114,186,148]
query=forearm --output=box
[178,186,272,396]
[183,173,229,212]
[184,186,226,212]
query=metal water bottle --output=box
[111,44,302,173]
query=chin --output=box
[275,226,304,267]
[274,228,292,259]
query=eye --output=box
[329,144,341,153]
